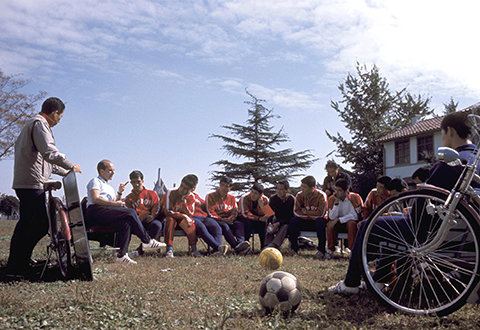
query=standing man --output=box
[124,170,164,255]
[289,175,328,259]
[86,160,165,265]
[206,176,251,254]
[6,97,82,277]
[322,160,351,198]
[264,180,295,250]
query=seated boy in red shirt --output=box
[124,170,166,255]
[161,174,200,258]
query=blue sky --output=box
[0,0,479,198]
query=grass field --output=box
[0,220,479,329]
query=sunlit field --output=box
[0,220,478,329]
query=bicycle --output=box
[360,114,480,316]
[39,171,94,281]
[40,180,73,279]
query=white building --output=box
[378,103,479,182]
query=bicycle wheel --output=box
[52,198,72,279]
[360,188,480,316]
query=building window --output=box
[395,139,410,165]
[417,135,433,161]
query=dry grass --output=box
[0,220,479,329]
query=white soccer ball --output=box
[258,271,302,315]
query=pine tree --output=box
[443,97,458,114]
[210,91,317,194]
[326,63,432,198]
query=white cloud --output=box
[0,0,479,101]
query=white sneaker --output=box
[328,280,359,294]
[344,247,351,254]
[334,246,341,254]
[166,250,174,258]
[142,239,166,250]
[116,254,137,264]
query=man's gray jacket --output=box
[13,114,74,190]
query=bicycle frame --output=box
[414,114,480,255]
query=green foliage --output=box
[0,69,47,160]
[326,63,432,197]
[210,91,317,194]
[443,97,458,114]
[0,194,19,217]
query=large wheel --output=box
[360,188,480,316]
[52,199,72,279]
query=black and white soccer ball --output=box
[258,271,302,315]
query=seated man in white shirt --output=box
[326,179,363,259]
[85,160,165,264]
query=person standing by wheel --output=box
[6,97,82,278]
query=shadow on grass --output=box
[0,262,77,283]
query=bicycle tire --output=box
[360,187,480,316]
[52,199,73,279]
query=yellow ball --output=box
[259,247,283,270]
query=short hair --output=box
[325,160,338,170]
[334,178,349,191]
[181,174,198,189]
[97,159,112,173]
[441,112,471,139]
[377,175,392,186]
[219,176,233,186]
[301,175,316,188]
[411,166,430,183]
[387,178,408,193]
[252,182,265,194]
[129,170,144,180]
[41,97,65,115]
[277,180,290,190]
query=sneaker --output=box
[234,241,251,254]
[142,239,166,250]
[334,245,341,254]
[328,280,359,294]
[313,251,325,260]
[325,249,334,260]
[190,250,202,257]
[344,247,351,255]
[166,250,174,258]
[116,254,137,264]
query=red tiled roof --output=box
[378,102,480,143]
[378,116,443,142]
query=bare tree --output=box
[0,69,46,160]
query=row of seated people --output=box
[84,158,417,264]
